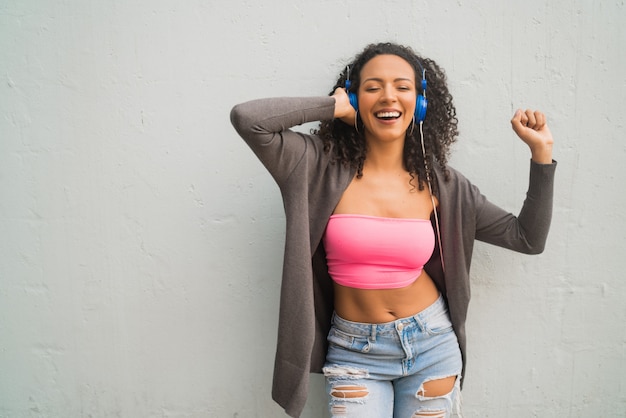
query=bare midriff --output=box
[333,269,440,324]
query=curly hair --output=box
[316,42,459,192]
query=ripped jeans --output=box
[323,295,463,418]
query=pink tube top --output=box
[323,214,435,290]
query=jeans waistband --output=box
[331,294,447,338]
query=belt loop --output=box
[370,324,377,342]
[413,313,424,332]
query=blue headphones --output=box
[345,60,428,123]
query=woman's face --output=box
[357,54,417,145]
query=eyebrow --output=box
[362,77,415,83]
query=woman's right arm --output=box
[230,97,336,186]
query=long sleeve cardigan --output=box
[230,96,556,418]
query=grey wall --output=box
[1,0,625,416]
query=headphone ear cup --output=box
[415,94,427,123]
[348,92,359,111]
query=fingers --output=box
[512,109,546,131]
[333,86,346,97]
[333,87,356,123]
[510,109,526,138]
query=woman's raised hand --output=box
[332,87,357,126]
[511,109,554,164]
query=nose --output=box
[380,84,397,103]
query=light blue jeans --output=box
[323,295,463,418]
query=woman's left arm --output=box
[474,109,556,254]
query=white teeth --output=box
[376,111,401,118]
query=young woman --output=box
[230,42,556,418]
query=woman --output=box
[230,42,555,418]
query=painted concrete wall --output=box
[1,0,625,416]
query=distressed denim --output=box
[323,295,463,418]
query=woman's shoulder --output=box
[433,163,483,206]
[434,163,471,186]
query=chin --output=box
[367,132,406,143]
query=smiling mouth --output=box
[375,111,401,120]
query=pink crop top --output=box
[323,214,435,290]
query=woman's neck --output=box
[363,137,406,173]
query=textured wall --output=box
[1,0,625,416]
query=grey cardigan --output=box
[230,96,556,418]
